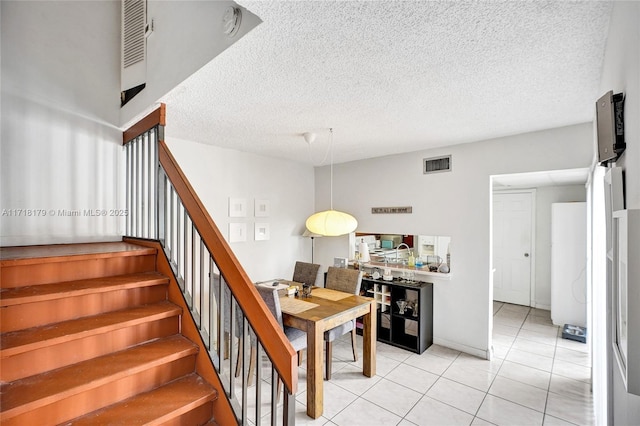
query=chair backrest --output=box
[255,285,284,329]
[325,267,363,295]
[216,277,244,337]
[292,261,321,286]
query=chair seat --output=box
[285,326,307,352]
[324,319,355,342]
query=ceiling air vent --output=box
[423,155,452,174]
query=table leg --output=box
[362,301,377,377]
[306,320,324,418]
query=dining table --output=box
[266,280,377,419]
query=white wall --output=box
[1,0,124,245]
[533,185,587,309]
[165,138,316,282]
[315,123,593,358]
[594,2,640,424]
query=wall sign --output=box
[371,206,413,214]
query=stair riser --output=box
[1,355,197,426]
[1,285,168,332]
[158,402,215,426]
[1,255,157,288]
[1,317,180,382]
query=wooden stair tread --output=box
[1,301,181,357]
[66,374,217,425]
[0,335,198,416]
[0,272,168,307]
[0,242,156,266]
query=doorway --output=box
[492,190,535,306]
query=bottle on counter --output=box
[408,251,415,267]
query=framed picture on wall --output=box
[255,223,270,241]
[229,198,247,218]
[255,199,270,217]
[229,223,247,243]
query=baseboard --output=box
[534,303,551,311]
[432,337,490,360]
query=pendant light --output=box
[305,128,358,237]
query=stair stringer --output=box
[125,237,238,426]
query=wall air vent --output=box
[121,0,148,107]
[423,155,452,174]
[123,0,146,68]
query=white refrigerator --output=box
[551,202,587,327]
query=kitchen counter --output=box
[359,261,452,281]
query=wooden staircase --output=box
[0,242,218,426]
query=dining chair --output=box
[323,266,363,380]
[292,261,321,287]
[255,285,307,396]
[217,283,254,385]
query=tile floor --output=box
[281,301,594,425]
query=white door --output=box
[493,192,533,306]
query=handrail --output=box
[123,104,297,424]
[157,139,298,392]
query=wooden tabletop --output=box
[276,284,376,419]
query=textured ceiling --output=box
[160,0,612,166]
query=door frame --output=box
[491,189,537,307]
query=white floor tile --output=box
[296,381,358,420]
[505,348,554,372]
[442,363,497,392]
[376,341,414,362]
[542,414,578,425]
[425,344,462,360]
[349,351,401,377]
[491,343,511,360]
[497,361,551,390]
[493,323,521,337]
[555,337,588,353]
[331,397,402,426]
[517,328,558,346]
[471,417,497,425]
[492,333,516,347]
[548,373,592,398]
[404,352,455,376]
[488,375,548,412]
[476,394,544,426]
[552,359,591,383]
[330,364,382,395]
[521,321,560,337]
[451,353,503,374]
[427,377,486,415]
[494,312,527,328]
[361,378,422,417]
[511,337,556,358]
[385,363,439,393]
[529,308,552,319]
[553,346,590,367]
[500,304,530,314]
[545,391,595,425]
[405,395,474,426]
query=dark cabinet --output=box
[361,278,433,354]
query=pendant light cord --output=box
[330,128,334,210]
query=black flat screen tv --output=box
[596,90,625,164]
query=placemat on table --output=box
[279,297,319,314]
[310,287,352,301]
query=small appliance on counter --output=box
[383,267,393,281]
[334,257,348,268]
